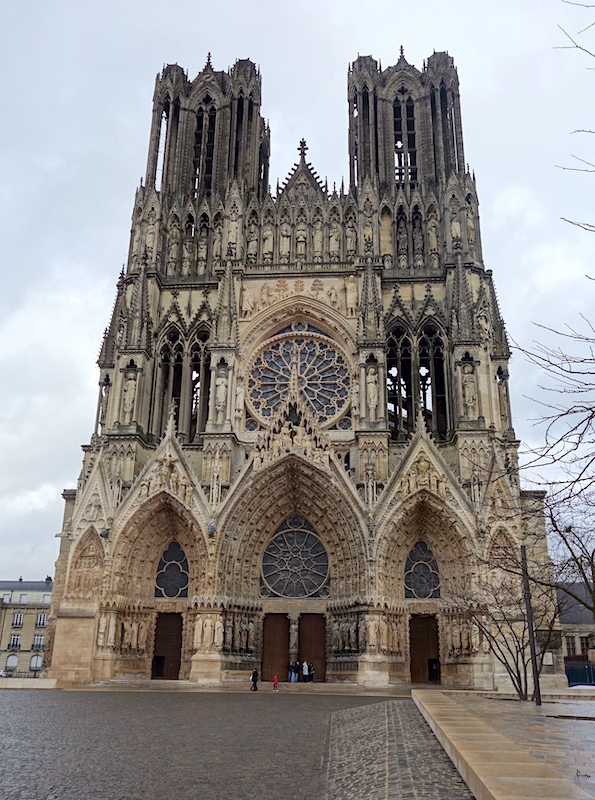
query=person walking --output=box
[273,674,279,692]
[302,659,309,682]
[250,668,259,691]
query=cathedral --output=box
[47,51,557,688]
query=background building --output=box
[0,579,53,675]
[47,52,562,688]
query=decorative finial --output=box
[400,45,404,58]
[298,138,308,159]
[205,52,212,69]
[166,400,178,437]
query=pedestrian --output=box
[251,668,258,691]
[273,674,279,692]
[302,659,309,682]
[287,659,293,682]
[309,662,315,682]
[293,660,300,682]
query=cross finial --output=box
[400,45,404,58]
[205,52,212,69]
[298,138,308,158]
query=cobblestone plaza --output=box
[0,691,471,800]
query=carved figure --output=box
[122,373,137,424]
[428,216,439,253]
[313,218,323,259]
[366,366,379,421]
[461,363,478,419]
[215,370,228,424]
[279,220,291,260]
[203,616,214,650]
[346,218,357,253]
[246,220,258,261]
[241,285,255,318]
[247,619,255,651]
[145,208,157,254]
[215,617,224,650]
[213,220,222,260]
[345,275,358,317]
[97,615,107,647]
[326,284,338,309]
[262,222,274,261]
[296,221,307,258]
[194,616,203,648]
[227,209,239,257]
[197,224,208,263]
[260,282,275,307]
[289,620,298,651]
[329,219,340,259]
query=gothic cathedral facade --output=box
[48,52,545,687]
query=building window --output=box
[9,634,21,650]
[2,593,10,603]
[155,541,189,598]
[580,636,590,656]
[5,655,18,672]
[404,541,440,599]
[565,636,577,657]
[30,655,42,672]
[36,613,47,628]
[42,594,51,604]
[12,613,23,628]
[32,634,44,651]
[260,514,330,599]
[19,594,27,604]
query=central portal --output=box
[298,614,326,681]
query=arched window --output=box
[387,326,413,439]
[5,655,18,672]
[394,89,417,187]
[260,514,330,598]
[189,332,210,441]
[30,655,42,672]
[193,101,217,197]
[386,322,448,440]
[157,328,184,435]
[404,541,440,599]
[155,541,189,598]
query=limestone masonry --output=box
[47,52,560,688]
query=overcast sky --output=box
[0,0,592,579]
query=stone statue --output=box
[235,376,245,427]
[345,275,358,317]
[213,220,222,260]
[313,218,323,260]
[413,219,423,267]
[450,206,461,243]
[246,220,258,262]
[428,216,439,254]
[326,284,338,309]
[279,220,291,261]
[107,615,116,648]
[262,221,274,262]
[137,620,148,654]
[227,209,239,257]
[296,221,307,258]
[329,219,340,259]
[215,370,228,424]
[145,208,157,254]
[466,204,476,245]
[215,617,224,650]
[247,619,255,651]
[346,218,357,254]
[97,615,107,647]
[397,217,407,266]
[366,366,379,421]
[241,285,255,318]
[289,620,298,651]
[194,616,203,649]
[197,224,208,264]
[260,282,275,308]
[122,373,137,424]
[203,616,214,650]
[461,363,478,419]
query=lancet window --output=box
[193,99,217,197]
[156,328,184,434]
[386,322,448,440]
[393,90,417,186]
[189,332,210,441]
[404,541,440,599]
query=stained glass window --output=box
[248,330,350,426]
[260,514,330,598]
[404,540,440,599]
[155,541,189,598]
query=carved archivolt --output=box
[66,527,105,597]
[216,455,367,599]
[109,494,208,600]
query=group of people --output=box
[287,659,315,682]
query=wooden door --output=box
[152,613,182,680]
[298,614,326,682]
[262,614,289,681]
[409,615,440,683]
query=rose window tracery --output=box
[404,540,440,599]
[260,514,330,598]
[247,326,350,427]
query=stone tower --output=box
[47,52,557,689]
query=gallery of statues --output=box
[46,50,563,689]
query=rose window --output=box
[404,541,440,599]
[248,329,350,426]
[260,514,330,598]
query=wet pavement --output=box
[451,693,595,798]
[0,690,471,800]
